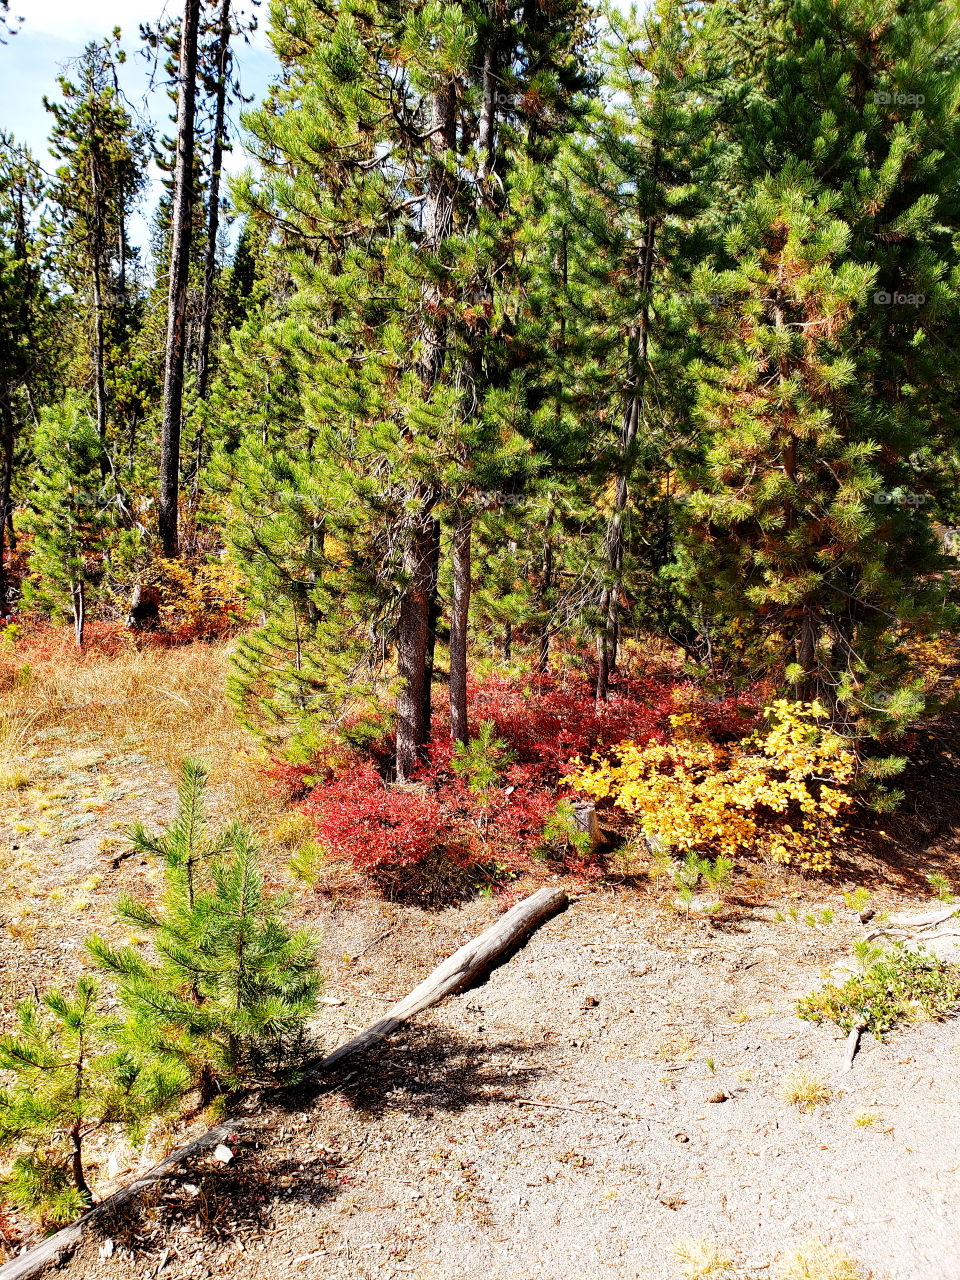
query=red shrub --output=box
[300,764,452,873]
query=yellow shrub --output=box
[566,700,855,871]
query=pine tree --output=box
[23,398,114,647]
[0,978,184,1224]
[45,33,151,456]
[524,0,720,695]
[88,760,322,1101]
[0,135,56,614]
[679,0,960,726]
[231,0,593,772]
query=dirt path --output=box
[38,891,960,1280]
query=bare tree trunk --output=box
[195,0,231,408]
[597,208,657,701]
[158,0,201,558]
[537,528,554,675]
[449,512,472,745]
[0,408,13,611]
[396,493,438,781]
[421,516,441,742]
[88,157,109,463]
[70,1128,90,1203]
[72,581,85,649]
[395,81,456,778]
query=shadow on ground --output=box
[87,1023,543,1258]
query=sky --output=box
[0,0,278,246]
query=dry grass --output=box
[782,1071,833,1113]
[777,1240,869,1280]
[672,1236,736,1279]
[0,633,279,834]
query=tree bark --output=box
[449,511,472,744]
[421,516,441,742]
[72,581,85,649]
[597,208,657,701]
[394,79,457,778]
[158,0,201,558]
[195,0,231,406]
[537,528,554,675]
[0,408,14,611]
[70,1128,90,1203]
[395,492,438,781]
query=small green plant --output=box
[798,942,960,1037]
[925,871,956,903]
[668,852,733,914]
[0,978,183,1224]
[782,1071,833,1113]
[843,887,870,913]
[88,759,323,1103]
[541,799,594,859]
[451,719,516,796]
[288,840,325,886]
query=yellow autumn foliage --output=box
[566,699,856,870]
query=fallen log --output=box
[0,886,567,1280]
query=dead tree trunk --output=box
[158,0,201,558]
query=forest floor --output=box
[0,641,959,1280]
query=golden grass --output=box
[782,1071,833,1113]
[0,635,280,835]
[672,1237,735,1280]
[777,1240,870,1280]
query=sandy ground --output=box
[19,889,960,1280]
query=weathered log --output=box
[318,886,567,1069]
[0,886,567,1280]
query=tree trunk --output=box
[88,156,109,476]
[0,408,13,612]
[396,492,438,782]
[394,79,457,778]
[72,581,85,649]
[195,0,232,408]
[449,512,472,745]
[421,516,441,742]
[537,528,554,675]
[158,0,201,558]
[70,1128,91,1204]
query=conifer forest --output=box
[0,1,959,1277]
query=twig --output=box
[515,1098,588,1114]
[352,927,394,961]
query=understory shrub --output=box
[797,942,960,1036]
[294,670,759,896]
[568,699,856,870]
